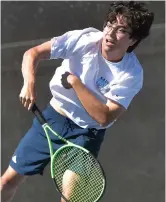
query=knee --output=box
[1,176,17,192]
[1,168,27,192]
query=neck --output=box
[102,51,124,62]
[101,45,126,63]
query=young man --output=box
[1,1,154,202]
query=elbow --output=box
[23,48,36,59]
[23,48,32,57]
[98,114,112,128]
[99,120,110,128]
[22,48,39,69]
[22,49,32,65]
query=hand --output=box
[61,72,79,89]
[19,82,36,110]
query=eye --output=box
[118,29,127,33]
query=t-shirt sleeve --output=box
[50,27,101,60]
[50,30,84,59]
[104,71,143,109]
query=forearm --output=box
[22,49,40,84]
[72,80,109,126]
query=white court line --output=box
[1,38,51,50]
[1,23,165,50]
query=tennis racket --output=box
[31,103,106,202]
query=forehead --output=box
[110,14,129,28]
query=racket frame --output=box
[42,124,90,178]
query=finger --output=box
[28,101,35,111]
[19,92,25,101]
[28,96,36,110]
[19,93,22,101]
[20,96,26,105]
[23,99,31,109]
[19,92,24,101]
[24,96,32,107]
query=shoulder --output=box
[65,27,103,47]
[127,52,143,73]
[65,27,103,53]
[80,27,103,37]
[51,27,102,57]
[76,27,103,45]
[62,27,102,39]
[120,52,143,90]
[124,52,143,79]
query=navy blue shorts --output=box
[10,104,106,176]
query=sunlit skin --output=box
[101,15,137,62]
[61,170,81,202]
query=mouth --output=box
[106,39,116,45]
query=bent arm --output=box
[20,41,52,110]
[22,41,51,84]
[70,77,125,127]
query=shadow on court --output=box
[1,2,165,202]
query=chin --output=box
[103,45,114,52]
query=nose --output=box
[107,28,116,39]
[106,25,116,34]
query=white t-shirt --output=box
[49,27,143,129]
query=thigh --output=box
[60,124,106,177]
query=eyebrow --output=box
[107,22,129,28]
[117,25,129,29]
[108,23,129,30]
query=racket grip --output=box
[31,103,47,125]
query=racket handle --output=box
[31,103,47,125]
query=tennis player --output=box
[1,1,154,202]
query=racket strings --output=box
[52,146,105,202]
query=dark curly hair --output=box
[104,1,155,52]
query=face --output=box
[102,15,136,54]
